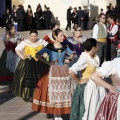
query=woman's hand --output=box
[21,56,25,60]
[79,78,89,84]
[42,53,48,59]
[50,59,58,65]
[109,86,117,94]
[64,59,70,63]
[50,61,55,65]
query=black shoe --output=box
[23,98,30,102]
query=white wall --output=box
[19,0,109,28]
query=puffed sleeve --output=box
[97,61,115,78]
[42,39,48,47]
[15,41,26,52]
[69,54,87,74]
[38,39,48,47]
[37,47,50,55]
[15,34,22,40]
[43,35,51,43]
[1,34,6,41]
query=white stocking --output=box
[54,114,59,120]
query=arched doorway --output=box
[0,0,12,27]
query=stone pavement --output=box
[0,28,92,120]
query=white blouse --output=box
[15,39,48,52]
[69,52,99,74]
[96,58,120,78]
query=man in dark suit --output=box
[77,6,85,29]
[43,6,52,29]
[16,5,25,31]
[65,6,72,31]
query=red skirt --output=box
[95,92,119,120]
[32,64,75,115]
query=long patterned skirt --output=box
[95,92,120,120]
[32,64,76,115]
[70,80,106,120]
[11,58,48,99]
[0,50,13,85]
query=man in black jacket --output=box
[43,6,52,29]
[65,6,72,31]
[77,6,85,30]
[16,5,25,31]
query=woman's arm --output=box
[69,70,80,83]
[36,54,51,66]
[15,41,26,59]
[15,50,25,60]
[68,53,74,60]
[4,33,10,45]
[69,70,89,84]
[91,72,117,93]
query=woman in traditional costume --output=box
[32,29,75,120]
[43,23,66,43]
[0,24,22,85]
[63,25,87,67]
[11,29,48,101]
[69,38,106,120]
[91,58,120,120]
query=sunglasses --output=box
[102,18,106,19]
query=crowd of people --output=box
[5,3,53,31]
[0,3,120,120]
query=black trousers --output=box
[66,19,71,30]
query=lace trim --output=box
[24,39,48,47]
[33,99,71,108]
[9,38,17,43]
[6,50,19,72]
[48,65,76,104]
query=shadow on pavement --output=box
[46,114,70,120]
[46,114,53,119]
[0,91,15,105]
[18,111,39,120]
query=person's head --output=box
[28,29,38,42]
[99,13,106,23]
[53,29,64,42]
[107,6,110,10]
[72,25,82,38]
[51,23,60,31]
[6,8,10,13]
[69,6,72,10]
[83,38,98,54]
[6,24,16,35]
[27,5,32,12]
[78,6,81,10]
[13,5,16,10]
[44,4,47,11]
[108,14,117,24]
[73,7,77,13]
[28,5,31,8]
[101,9,103,12]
